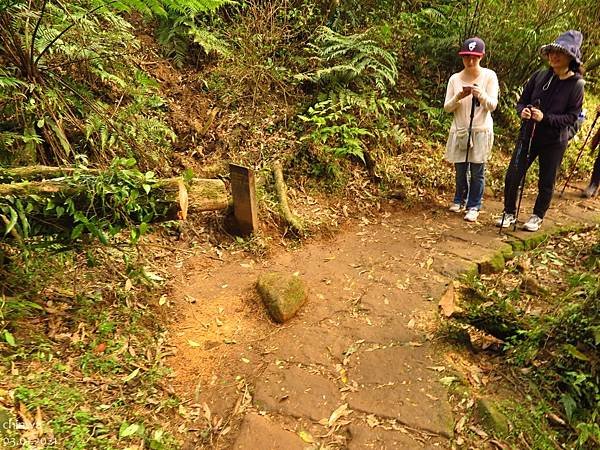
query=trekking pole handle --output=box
[527,99,541,140]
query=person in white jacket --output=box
[444,37,499,222]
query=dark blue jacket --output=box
[517,68,584,145]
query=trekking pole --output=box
[560,109,600,196]
[513,100,540,231]
[465,86,478,165]
[498,141,524,235]
[499,101,537,234]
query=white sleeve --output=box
[477,70,499,112]
[444,76,462,113]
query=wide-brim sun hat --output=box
[540,30,583,65]
[458,37,485,57]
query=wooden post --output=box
[229,164,258,235]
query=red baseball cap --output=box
[459,37,485,57]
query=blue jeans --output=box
[453,162,485,210]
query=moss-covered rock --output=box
[522,232,549,250]
[498,243,514,261]
[256,272,307,323]
[479,252,505,274]
[509,239,525,252]
[476,398,510,436]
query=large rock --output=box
[257,272,307,323]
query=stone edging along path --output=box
[168,193,600,449]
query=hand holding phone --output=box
[458,85,473,99]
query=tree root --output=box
[272,161,303,234]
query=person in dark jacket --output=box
[496,30,585,231]
[581,104,600,198]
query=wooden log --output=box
[0,178,229,213]
[160,178,229,213]
[0,165,100,182]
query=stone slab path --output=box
[168,190,600,449]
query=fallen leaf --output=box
[546,412,566,426]
[158,294,168,306]
[455,415,467,432]
[439,376,458,386]
[122,368,140,383]
[188,340,202,348]
[439,284,461,317]
[426,256,433,270]
[490,439,511,449]
[120,423,141,438]
[469,425,489,438]
[202,403,211,422]
[366,414,379,428]
[328,403,351,427]
[297,430,314,443]
[93,342,107,354]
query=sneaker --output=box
[495,213,516,228]
[449,203,463,213]
[464,208,479,222]
[523,214,543,232]
[581,183,599,199]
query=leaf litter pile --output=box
[441,225,600,449]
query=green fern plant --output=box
[295,27,402,177]
[298,88,405,178]
[156,13,230,67]
[296,26,398,92]
[0,0,186,168]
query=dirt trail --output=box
[167,190,600,449]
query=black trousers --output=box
[590,151,600,185]
[503,139,567,219]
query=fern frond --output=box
[189,26,230,57]
[0,75,25,89]
[302,26,397,92]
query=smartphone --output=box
[462,85,473,93]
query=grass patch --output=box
[0,243,181,449]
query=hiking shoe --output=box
[495,213,516,228]
[523,214,543,232]
[464,208,479,222]
[581,183,599,198]
[448,203,463,213]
